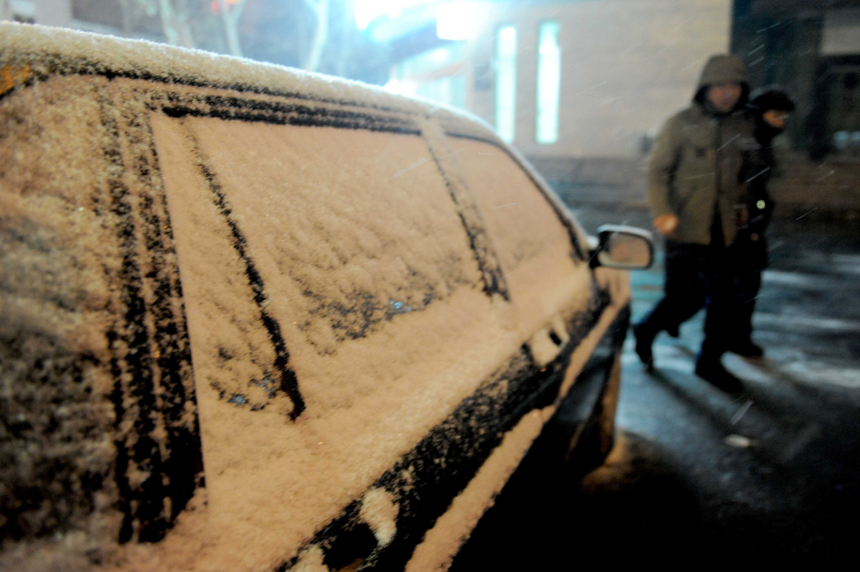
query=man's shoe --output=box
[633,322,655,371]
[695,358,744,393]
[729,340,764,358]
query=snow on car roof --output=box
[0,21,490,135]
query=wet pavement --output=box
[452,205,860,566]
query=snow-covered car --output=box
[0,23,652,571]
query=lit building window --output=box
[496,25,517,143]
[536,21,561,144]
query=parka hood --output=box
[697,55,749,90]
[693,55,750,111]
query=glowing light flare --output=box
[495,25,517,143]
[383,79,417,96]
[355,0,430,31]
[437,2,488,40]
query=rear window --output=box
[0,75,118,548]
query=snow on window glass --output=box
[446,136,590,336]
[150,113,524,567]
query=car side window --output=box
[148,108,528,551]
[443,136,592,336]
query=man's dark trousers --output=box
[728,232,767,344]
[638,240,737,359]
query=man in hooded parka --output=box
[633,55,755,392]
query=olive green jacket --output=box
[647,56,755,246]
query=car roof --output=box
[0,21,492,138]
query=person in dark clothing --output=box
[633,55,755,393]
[647,87,796,356]
[729,86,795,357]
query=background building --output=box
[732,0,860,214]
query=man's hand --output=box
[653,214,679,236]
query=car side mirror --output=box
[589,225,654,269]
